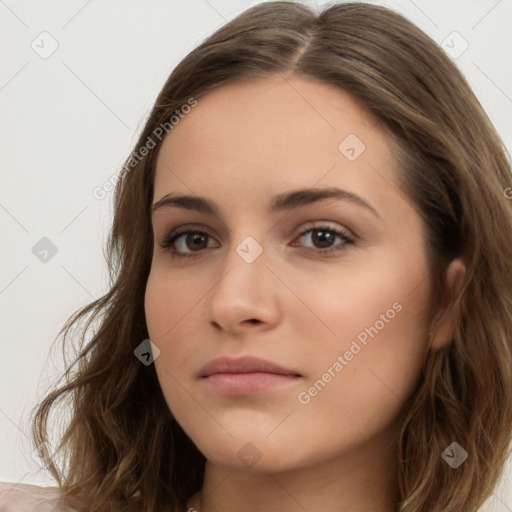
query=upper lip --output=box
[198,356,302,378]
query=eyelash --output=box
[159,224,355,259]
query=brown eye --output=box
[160,229,220,257]
[293,226,354,252]
[183,232,209,251]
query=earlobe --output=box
[430,257,466,352]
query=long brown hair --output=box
[32,2,512,511]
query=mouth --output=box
[198,355,302,396]
[201,372,302,396]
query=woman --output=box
[2,1,511,511]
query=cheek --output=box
[288,301,429,459]
[291,255,431,424]
[145,276,171,338]
[144,270,196,419]
[144,266,206,342]
[144,267,209,392]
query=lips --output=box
[198,355,302,396]
[198,355,301,378]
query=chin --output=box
[190,430,310,474]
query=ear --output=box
[430,258,466,352]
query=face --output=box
[144,74,437,473]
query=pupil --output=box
[313,230,334,248]
[188,233,207,250]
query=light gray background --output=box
[1,0,511,509]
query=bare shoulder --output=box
[0,481,64,511]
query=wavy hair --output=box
[31,2,512,511]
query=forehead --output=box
[153,75,399,211]
[158,75,382,150]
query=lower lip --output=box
[201,372,302,396]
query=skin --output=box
[144,74,465,512]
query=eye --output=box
[160,227,219,258]
[291,225,354,253]
[159,223,355,259]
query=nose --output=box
[207,242,281,334]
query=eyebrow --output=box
[151,187,381,220]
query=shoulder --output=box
[0,481,64,512]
